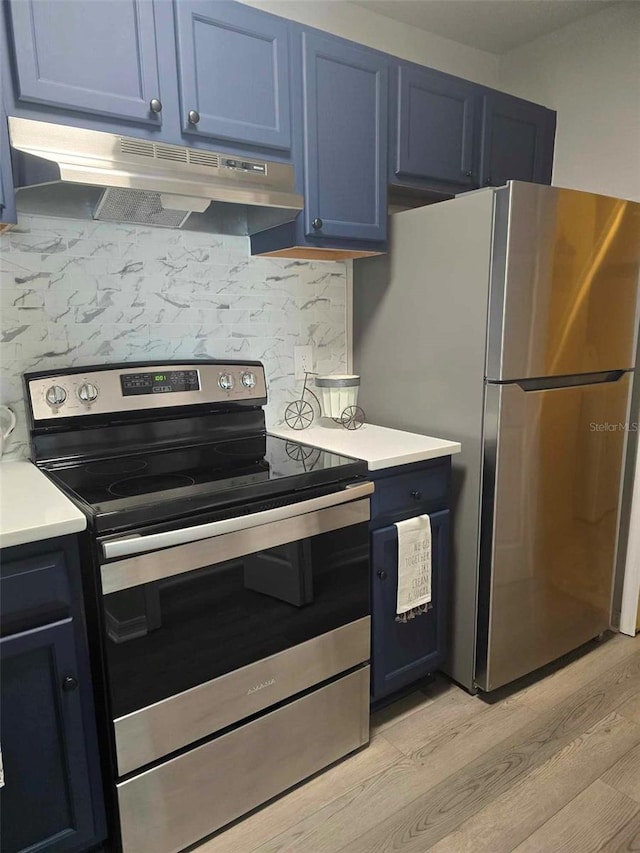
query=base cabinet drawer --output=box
[371,511,449,700]
[117,666,370,853]
[371,459,450,524]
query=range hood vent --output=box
[118,137,221,170]
[94,188,191,228]
[9,117,303,235]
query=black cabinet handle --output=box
[485,177,492,185]
[410,490,422,500]
[377,570,388,580]
[62,676,79,692]
[464,170,472,177]
[312,217,323,230]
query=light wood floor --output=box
[196,632,640,853]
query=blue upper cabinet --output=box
[393,63,478,190]
[6,0,163,127]
[1,104,16,227]
[301,31,388,242]
[174,1,291,151]
[480,92,556,187]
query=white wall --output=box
[499,1,640,632]
[499,2,640,202]
[240,0,500,87]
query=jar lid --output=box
[315,374,360,388]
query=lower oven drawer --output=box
[117,666,370,853]
[114,616,371,775]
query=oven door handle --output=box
[101,480,374,560]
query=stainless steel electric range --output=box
[24,360,372,853]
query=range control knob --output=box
[78,383,99,403]
[218,373,235,391]
[45,385,67,407]
[241,371,257,389]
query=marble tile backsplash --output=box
[0,214,348,460]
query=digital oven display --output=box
[120,370,200,396]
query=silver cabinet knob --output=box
[312,217,323,230]
[188,109,200,125]
[150,98,163,113]
[45,385,67,407]
[78,382,99,403]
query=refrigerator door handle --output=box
[514,370,628,393]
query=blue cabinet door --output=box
[0,619,96,853]
[6,0,163,126]
[302,32,388,242]
[371,510,449,701]
[174,1,291,151]
[480,92,555,186]
[394,63,477,188]
[1,104,16,227]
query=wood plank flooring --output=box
[196,632,640,853]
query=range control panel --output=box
[26,362,267,422]
[121,370,201,396]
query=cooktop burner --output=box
[87,459,148,477]
[108,473,196,498]
[42,434,367,533]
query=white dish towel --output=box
[395,514,432,622]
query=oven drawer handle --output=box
[102,481,374,560]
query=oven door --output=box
[98,481,372,776]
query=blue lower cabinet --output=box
[480,91,556,187]
[0,538,105,853]
[0,621,97,853]
[371,510,450,701]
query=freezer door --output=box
[477,372,632,691]
[487,183,640,381]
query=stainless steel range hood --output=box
[8,117,303,235]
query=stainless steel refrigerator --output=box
[354,182,640,692]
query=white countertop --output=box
[269,422,461,471]
[0,460,87,549]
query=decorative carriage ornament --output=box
[284,372,365,431]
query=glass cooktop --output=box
[42,434,367,533]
